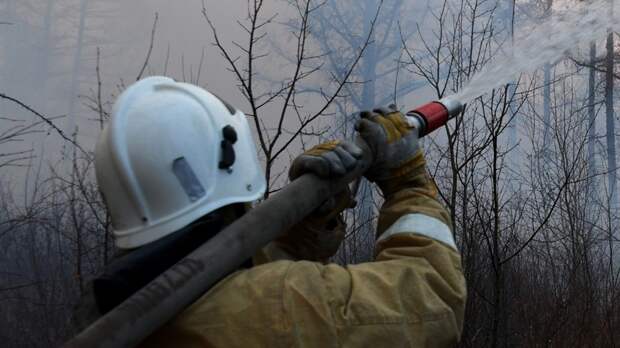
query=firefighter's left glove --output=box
[288,140,364,180]
[272,141,362,262]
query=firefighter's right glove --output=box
[355,106,424,195]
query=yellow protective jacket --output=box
[142,154,466,347]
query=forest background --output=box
[0,0,619,346]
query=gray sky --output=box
[96,1,254,136]
[0,0,441,191]
[0,0,265,190]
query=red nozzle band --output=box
[409,101,449,136]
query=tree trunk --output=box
[360,2,377,110]
[37,0,55,111]
[491,121,505,348]
[588,42,597,185]
[605,33,617,217]
[2,0,17,110]
[542,63,552,155]
[604,0,618,341]
[67,0,89,136]
[542,0,553,167]
[506,0,518,154]
[352,2,379,263]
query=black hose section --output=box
[92,204,250,315]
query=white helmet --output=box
[95,77,266,249]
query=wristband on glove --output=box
[355,106,423,194]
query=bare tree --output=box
[273,0,428,263]
[0,95,104,346]
[202,0,381,196]
[400,0,619,345]
[1,1,619,347]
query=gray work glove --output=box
[355,105,421,183]
[274,140,363,262]
[288,140,364,180]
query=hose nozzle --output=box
[406,97,463,137]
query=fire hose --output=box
[64,98,463,348]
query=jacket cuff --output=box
[377,213,457,251]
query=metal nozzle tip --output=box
[438,97,464,118]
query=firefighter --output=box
[90,77,466,347]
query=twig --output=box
[137,13,159,81]
[96,47,105,129]
[0,93,88,156]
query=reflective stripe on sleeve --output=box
[377,213,457,250]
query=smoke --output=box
[0,0,258,193]
[0,1,253,148]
